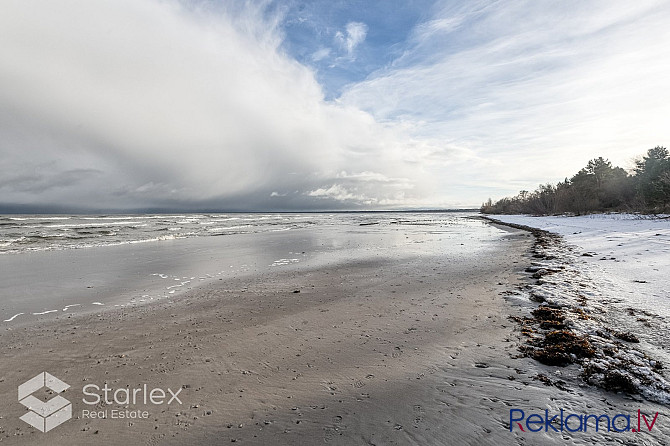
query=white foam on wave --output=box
[206,225,254,232]
[43,221,145,228]
[0,236,26,247]
[80,215,187,220]
[0,233,181,254]
[3,212,324,255]
[3,313,24,322]
[62,304,81,311]
[9,217,70,221]
[33,310,58,315]
[270,258,300,267]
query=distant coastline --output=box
[0,206,480,215]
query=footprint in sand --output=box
[413,407,425,428]
[323,425,344,443]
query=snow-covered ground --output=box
[494,213,670,320]
[490,213,670,403]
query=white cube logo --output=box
[18,372,71,432]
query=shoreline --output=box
[1,222,668,444]
[484,215,670,402]
[0,213,487,326]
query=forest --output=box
[481,146,670,215]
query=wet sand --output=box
[0,224,668,445]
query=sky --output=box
[1,0,670,212]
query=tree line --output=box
[481,146,670,215]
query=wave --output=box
[1,212,463,255]
[42,221,145,228]
[7,216,71,221]
[79,215,188,220]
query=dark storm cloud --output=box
[0,168,101,194]
[0,0,431,211]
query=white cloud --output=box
[341,0,670,202]
[311,47,331,61]
[334,21,368,59]
[3,0,669,210]
[0,1,426,210]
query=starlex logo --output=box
[18,372,72,433]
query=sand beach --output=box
[1,214,668,445]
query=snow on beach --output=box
[489,213,670,403]
[494,213,670,317]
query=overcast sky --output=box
[1,0,669,211]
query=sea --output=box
[0,212,503,325]
[0,212,479,254]
[0,213,329,254]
